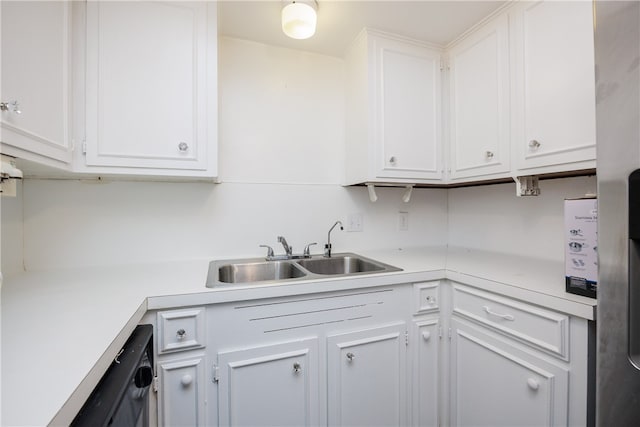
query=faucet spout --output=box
[324,220,344,257]
[277,236,292,257]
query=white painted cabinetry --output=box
[511,0,596,174]
[0,0,72,165]
[448,14,511,182]
[82,1,217,177]
[327,323,408,426]
[448,283,589,426]
[345,29,443,185]
[411,282,441,426]
[450,318,569,426]
[217,338,320,426]
[208,285,413,426]
[154,307,206,426]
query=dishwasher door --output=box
[72,324,154,427]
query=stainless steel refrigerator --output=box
[594,1,640,425]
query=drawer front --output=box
[452,284,569,359]
[413,281,440,314]
[158,307,205,354]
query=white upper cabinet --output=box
[82,1,217,177]
[448,14,511,182]
[1,1,72,165]
[346,29,443,185]
[511,0,596,174]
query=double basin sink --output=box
[206,253,402,287]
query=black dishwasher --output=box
[72,324,154,427]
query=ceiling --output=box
[217,0,508,57]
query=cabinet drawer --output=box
[452,284,569,359]
[157,307,205,354]
[413,281,440,314]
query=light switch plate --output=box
[347,213,363,232]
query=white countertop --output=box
[1,246,596,426]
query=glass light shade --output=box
[281,2,317,40]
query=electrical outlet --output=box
[347,213,363,232]
[398,211,409,231]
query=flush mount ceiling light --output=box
[281,0,318,40]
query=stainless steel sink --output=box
[216,261,307,284]
[206,253,402,287]
[296,256,386,275]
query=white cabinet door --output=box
[327,322,407,426]
[412,319,440,427]
[450,318,568,426]
[374,35,443,181]
[157,354,206,426]
[512,0,596,173]
[448,14,511,181]
[0,0,72,164]
[85,1,216,176]
[217,338,320,427]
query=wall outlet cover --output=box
[399,211,409,231]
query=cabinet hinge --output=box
[153,376,159,393]
[82,141,87,155]
[405,330,409,346]
[212,364,219,383]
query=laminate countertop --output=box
[1,246,596,426]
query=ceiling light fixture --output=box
[281,0,318,40]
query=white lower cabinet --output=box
[146,281,589,427]
[157,354,206,426]
[449,318,569,426]
[412,319,440,427]
[216,338,320,427]
[327,323,408,426]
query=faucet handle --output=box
[259,245,274,259]
[303,242,317,257]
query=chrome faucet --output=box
[324,220,344,257]
[278,236,292,257]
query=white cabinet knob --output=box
[181,374,193,387]
[485,151,494,159]
[178,142,189,152]
[346,352,355,362]
[176,328,186,339]
[527,378,539,391]
[528,140,541,150]
[293,362,302,373]
[425,296,436,305]
[422,331,431,341]
[389,156,397,165]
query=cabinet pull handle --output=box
[293,362,302,373]
[176,329,186,339]
[527,378,539,391]
[422,331,431,341]
[178,142,189,152]
[528,140,541,150]
[346,352,355,362]
[181,374,193,387]
[0,100,21,115]
[483,306,515,321]
[485,151,494,159]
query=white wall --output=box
[0,180,23,277]
[1,38,448,272]
[0,38,597,273]
[448,175,597,261]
